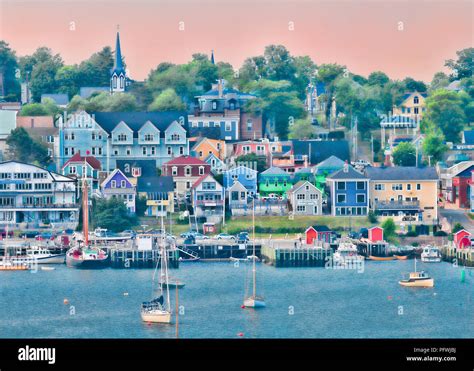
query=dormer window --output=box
[118,134,127,141]
[414,96,419,104]
[172,166,178,176]
[199,166,205,175]
[171,134,180,141]
[229,102,235,110]
[212,101,217,110]
[144,134,153,141]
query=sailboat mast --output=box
[82,158,89,246]
[252,198,256,297]
[161,213,171,312]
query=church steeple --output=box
[210,50,215,65]
[111,27,126,94]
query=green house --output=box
[258,167,292,196]
[313,155,345,190]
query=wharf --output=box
[440,246,474,267]
[261,239,334,267]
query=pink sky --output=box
[0,0,472,82]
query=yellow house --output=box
[365,167,439,224]
[392,91,427,121]
[190,137,226,161]
[137,175,175,217]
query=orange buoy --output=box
[237,332,244,337]
[241,305,245,309]
[63,299,69,305]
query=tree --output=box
[381,218,397,241]
[135,196,148,217]
[403,77,427,92]
[288,118,316,139]
[235,153,267,173]
[392,142,416,166]
[77,46,115,87]
[91,198,138,232]
[422,129,447,164]
[0,41,20,100]
[429,72,450,92]
[55,65,80,98]
[19,98,59,117]
[424,89,466,142]
[452,222,464,234]
[148,88,185,111]
[445,48,474,80]
[316,63,346,122]
[6,128,51,166]
[367,71,389,87]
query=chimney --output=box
[343,160,349,173]
[304,155,308,168]
[218,79,223,99]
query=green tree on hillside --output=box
[148,88,185,111]
[392,142,416,166]
[6,128,51,166]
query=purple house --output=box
[100,169,136,213]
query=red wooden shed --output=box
[368,227,384,242]
[458,236,471,249]
[305,225,332,245]
[454,229,471,247]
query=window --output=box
[179,146,184,155]
[297,194,305,200]
[310,194,318,200]
[121,180,126,188]
[144,134,153,141]
[247,119,253,131]
[117,134,127,142]
[375,183,385,191]
[171,134,180,141]
[126,148,131,156]
[142,147,147,155]
[407,184,412,191]
[414,96,419,104]
[167,146,172,155]
[337,194,346,203]
[120,76,124,89]
[336,182,346,190]
[114,149,119,156]
[225,122,232,132]
[392,184,403,191]
[356,194,366,203]
[199,166,205,175]
[69,166,76,174]
[229,102,235,110]
[113,76,117,88]
[185,167,192,176]
[356,181,366,190]
[172,167,178,176]
[199,151,203,157]
[414,107,419,114]
[151,147,156,155]
[70,133,75,140]
[416,184,421,190]
[212,101,217,110]
[111,180,116,188]
[297,205,306,212]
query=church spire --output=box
[111,26,126,94]
[114,28,124,72]
[210,50,215,65]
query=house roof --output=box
[191,174,215,189]
[327,165,366,180]
[315,155,345,170]
[225,165,257,174]
[137,175,173,193]
[41,94,69,106]
[91,111,188,136]
[400,91,428,102]
[260,166,289,176]
[292,140,350,164]
[164,155,208,166]
[116,159,157,178]
[365,166,438,181]
[463,130,474,145]
[101,169,133,188]
[79,87,109,99]
[288,180,319,194]
[306,225,331,232]
[62,152,101,170]
[188,126,221,140]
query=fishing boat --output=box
[66,167,108,269]
[0,258,29,271]
[399,258,434,287]
[141,215,172,324]
[421,246,442,263]
[394,254,408,260]
[11,247,65,264]
[243,199,265,308]
[368,255,396,261]
[333,240,363,266]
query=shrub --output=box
[434,230,448,237]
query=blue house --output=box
[223,165,258,195]
[58,110,189,171]
[101,169,136,213]
[327,164,369,216]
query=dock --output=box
[440,246,474,267]
[108,247,180,269]
[175,242,261,261]
[260,240,333,267]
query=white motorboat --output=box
[11,247,65,264]
[399,257,434,287]
[333,240,363,267]
[421,246,442,263]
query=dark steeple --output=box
[210,50,215,65]
[113,30,125,74]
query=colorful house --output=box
[100,169,136,213]
[61,151,102,195]
[190,137,226,161]
[392,91,427,121]
[287,181,323,215]
[327,164,369,216]
[162,155,211,195]
[443,161,474,209]
[233,139,284,167]
[365,166,439,224]
[305,225,333,244]
[223,165,258,195]
[191,174,224,221]
[258,167,292,196]
[188,79,262,140]
[204,153,226,174]
[137,176,174,217]
[227,181,249,212]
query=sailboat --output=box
[141,215,172,324]
[243,198,265,308]
[399,257,434,287]
[66,162,108,269]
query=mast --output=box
[252,197,256,297]
[161,213,171,312]
[82,157,89,247]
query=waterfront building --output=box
[365,166,439,224]
[227,180,249,213]
[188,79,262,141]
[305,225,333,244]
[61,151,102,195]
[223,165,258,195]
[441,161,474,209]
[100,169,136,213]
[327,164,369,216]
[233,139,283,167]
[191,173,224,221]
[258,166,292,196]
[0,161,78,229]
[287,181,323,216]
[58,110,189,171]
[161,155,211,195]
[137,175,174,217]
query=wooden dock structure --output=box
[441,246,474,267]
[108,247,180,269]
[175,243,261,261]
[261,240,333,267]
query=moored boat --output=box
[333,240,363,266]
[368,255,396,261]
[421,246,442,263]
[394,255,408,260]
[399,257,434,287]
[11,247,65,264]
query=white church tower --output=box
[110,29,127,94]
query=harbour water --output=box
[1,261,473,338]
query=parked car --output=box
[0,228,14,238]
[215,233,236,241]
[18,231,37,239]
[237,231,250,243]
[180,231,209,240]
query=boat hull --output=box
[369,255,396,261]
[399,278,434,287]
[394,255,408,260]
[244,297,266,308]
[141,311,172,324]
[421,257,441,263]
[66,255,108,269]
[13,254,65,264]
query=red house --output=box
[445,163,474,209]
[454,229,471,247]
[305,225,332,244]
[368,227,384,242]
[161,155,211,195]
